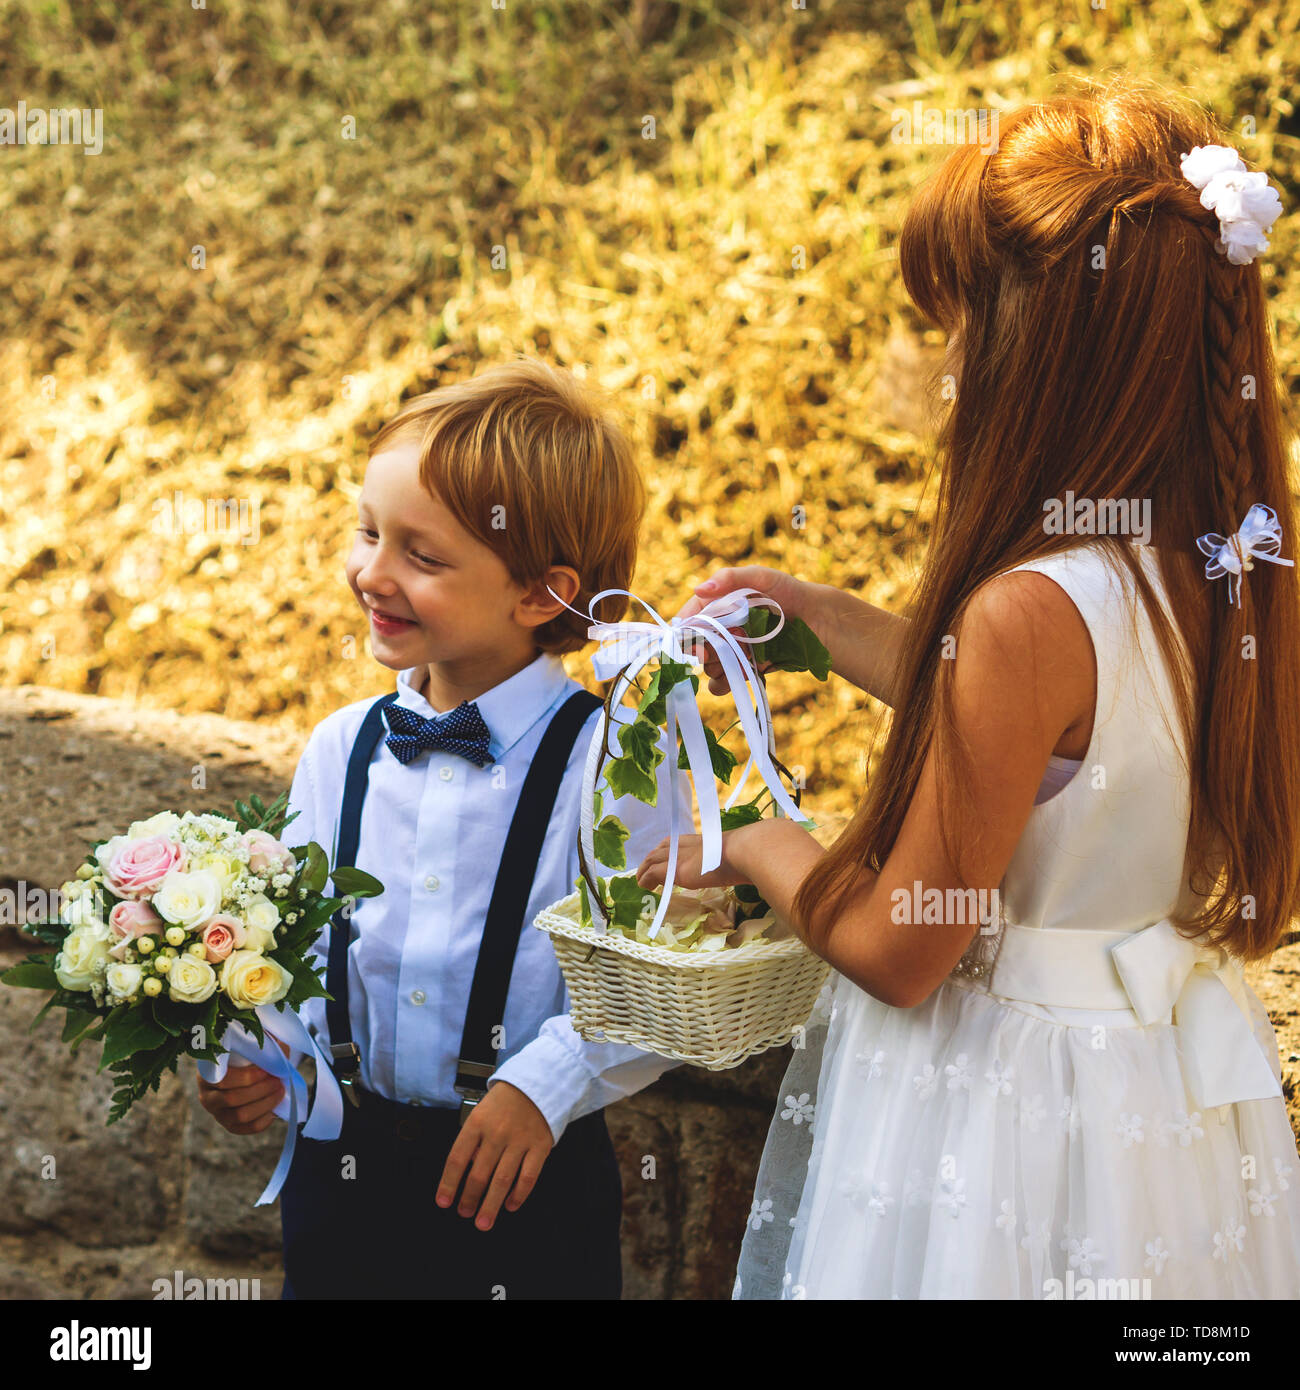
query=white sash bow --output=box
[1111,919,1282,1110]
[988,918,1282,1111]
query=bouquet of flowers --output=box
[535,584,833,1067]
[1,792,381,1130]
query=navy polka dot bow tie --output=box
[382,700,494,768]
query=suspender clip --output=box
[457,1094,485,1127]
[455,1059,494,1128]
[329,1041,363,1108]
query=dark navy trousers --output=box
[279,1086,623,1300]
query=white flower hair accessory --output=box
[1196,502,1295,607]
[1180,144,1283,266]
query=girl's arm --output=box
[686,565,912,707]
[800,581,912,708]
[721,570,1094,1006]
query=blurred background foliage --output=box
[1,0,1298,825]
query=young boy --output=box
[198,358,689,1299]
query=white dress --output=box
[735,539,1300,1299]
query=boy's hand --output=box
[196,1036,292,1135]
[435,1080,554,1231]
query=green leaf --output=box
[97,1005,169,1069]
[636,672,667,726]
[223,1006,267,1050]
[301,841,329,893]
[27,994,58,1032]
[280,950,330,1002]
[577,877,592,928]
[656,658,695,696]
[329,865,384,898]
[676,723,737,783]
[592,815,630,870]
[1,957,60,990]
[607,874,654,930]
[617,714,663,774]
[18,920,66,947]
[605,750,658,805]
[720,800,765,831]
[745,610,832,680]
[150,995,190,1037]
[189,997,221,1059]
[72,1003,126,1052]
[61,1007,101,1044]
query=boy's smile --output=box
[346,441,580,710]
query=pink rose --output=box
[108,899,163,960]
[200,914,246,962]
[106,835,185,899]
[242,829,295,876]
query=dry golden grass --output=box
[1,0,1299,840]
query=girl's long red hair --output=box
[792,74,1300,961]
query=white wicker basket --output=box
[536,892,829,1068]
[535,623,830,1069]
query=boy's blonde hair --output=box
[368,357,645,655]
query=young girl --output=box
[636,75,1300,1298]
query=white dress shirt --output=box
[279,650,690,1143]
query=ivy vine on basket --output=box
[574,600,832,951]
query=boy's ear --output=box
[515,565,582,630]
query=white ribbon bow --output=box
[1110,919,1281,1110]
[546,584,809,941]
[196,1004,344,1205]
[1195,502,1294,607]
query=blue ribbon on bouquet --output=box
[546,583,810,942]
[195,1004,344,1206]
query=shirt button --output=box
[424,875,440,892]
[439,766,454,781]
[410,989,426,1005]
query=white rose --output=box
[220,950,292,1009]
[240,924,276,952]
[243,894,281,936]
[62,891,112,937]
[191,852,241,897]
[105,961,144,1001]
[55,927,110,991]
[93,833,129,877]
[151,870,224,930]
[166,953,217,1004]
[127,810,182,840]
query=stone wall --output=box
[0,684,787,1301]
[4,683,1297,1300]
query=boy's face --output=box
[347,441,538,675]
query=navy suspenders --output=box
[324,690,399,1099]
[323,686,602,1123]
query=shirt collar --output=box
[394,651,573,760]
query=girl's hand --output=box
[635,828,757,891]
[677,565,818,696]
